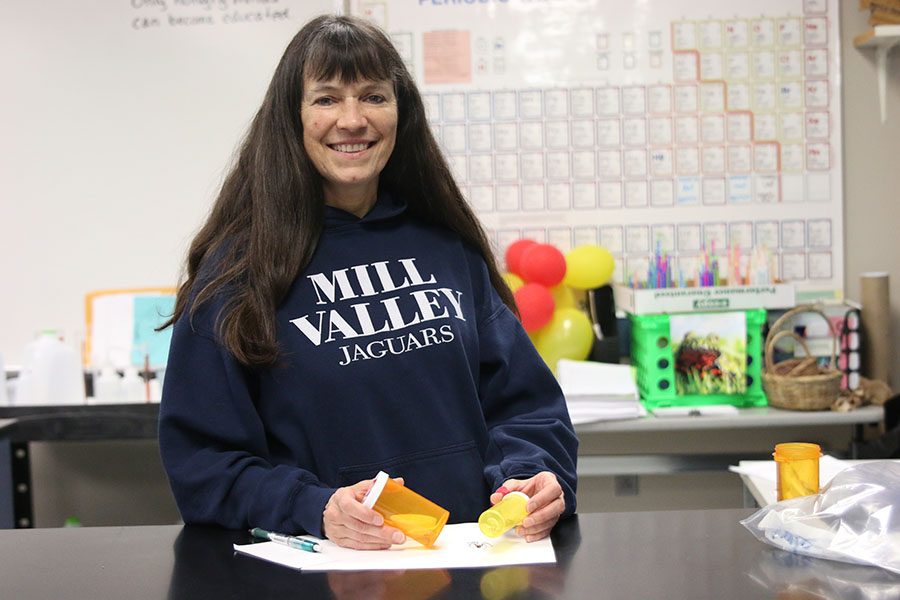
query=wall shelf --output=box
[854,25,900,123]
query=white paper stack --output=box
[556,359,645,424]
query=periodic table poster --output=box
[349,0,843,298]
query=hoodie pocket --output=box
[337,440,488,522]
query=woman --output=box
[159,14,577,550]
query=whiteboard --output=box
[350,0,843,298]
[0,0,340,363]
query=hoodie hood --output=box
[323,190,407,230]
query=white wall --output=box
[0,1,336,366]
[841,7,900,390]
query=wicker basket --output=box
[762,305,842,411]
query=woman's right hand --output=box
[322,478,407,550]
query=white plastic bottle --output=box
[120,366,145,403]
[17,330,85,405]
[93,364,122,404]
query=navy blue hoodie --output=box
[159,192,578,537]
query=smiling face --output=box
[300,77,398,216]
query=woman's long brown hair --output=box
[164,15,515,366]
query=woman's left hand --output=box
[489,471,566,542]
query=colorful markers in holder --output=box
[629,243,776,289]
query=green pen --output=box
[250,527,323,553]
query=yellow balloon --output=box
[564,245,615,290]
[549,283,578,309]
[502,272,525,292]
[531,308,595,373]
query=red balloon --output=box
[505,239,537,276]
[519,243,567,287]
[514,283,555,332]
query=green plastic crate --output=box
[630,309,768,410]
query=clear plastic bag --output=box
[741,461,900,576]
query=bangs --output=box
[303,21,396,85]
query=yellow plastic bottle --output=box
[773,442,821,501]
[478,491,530,538]
[361,471,449,548]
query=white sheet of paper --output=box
[728,455,849,484]
[567,404,646,424]
[233,523,555,572]
[557,359,637,398]
[558,360,645,424]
